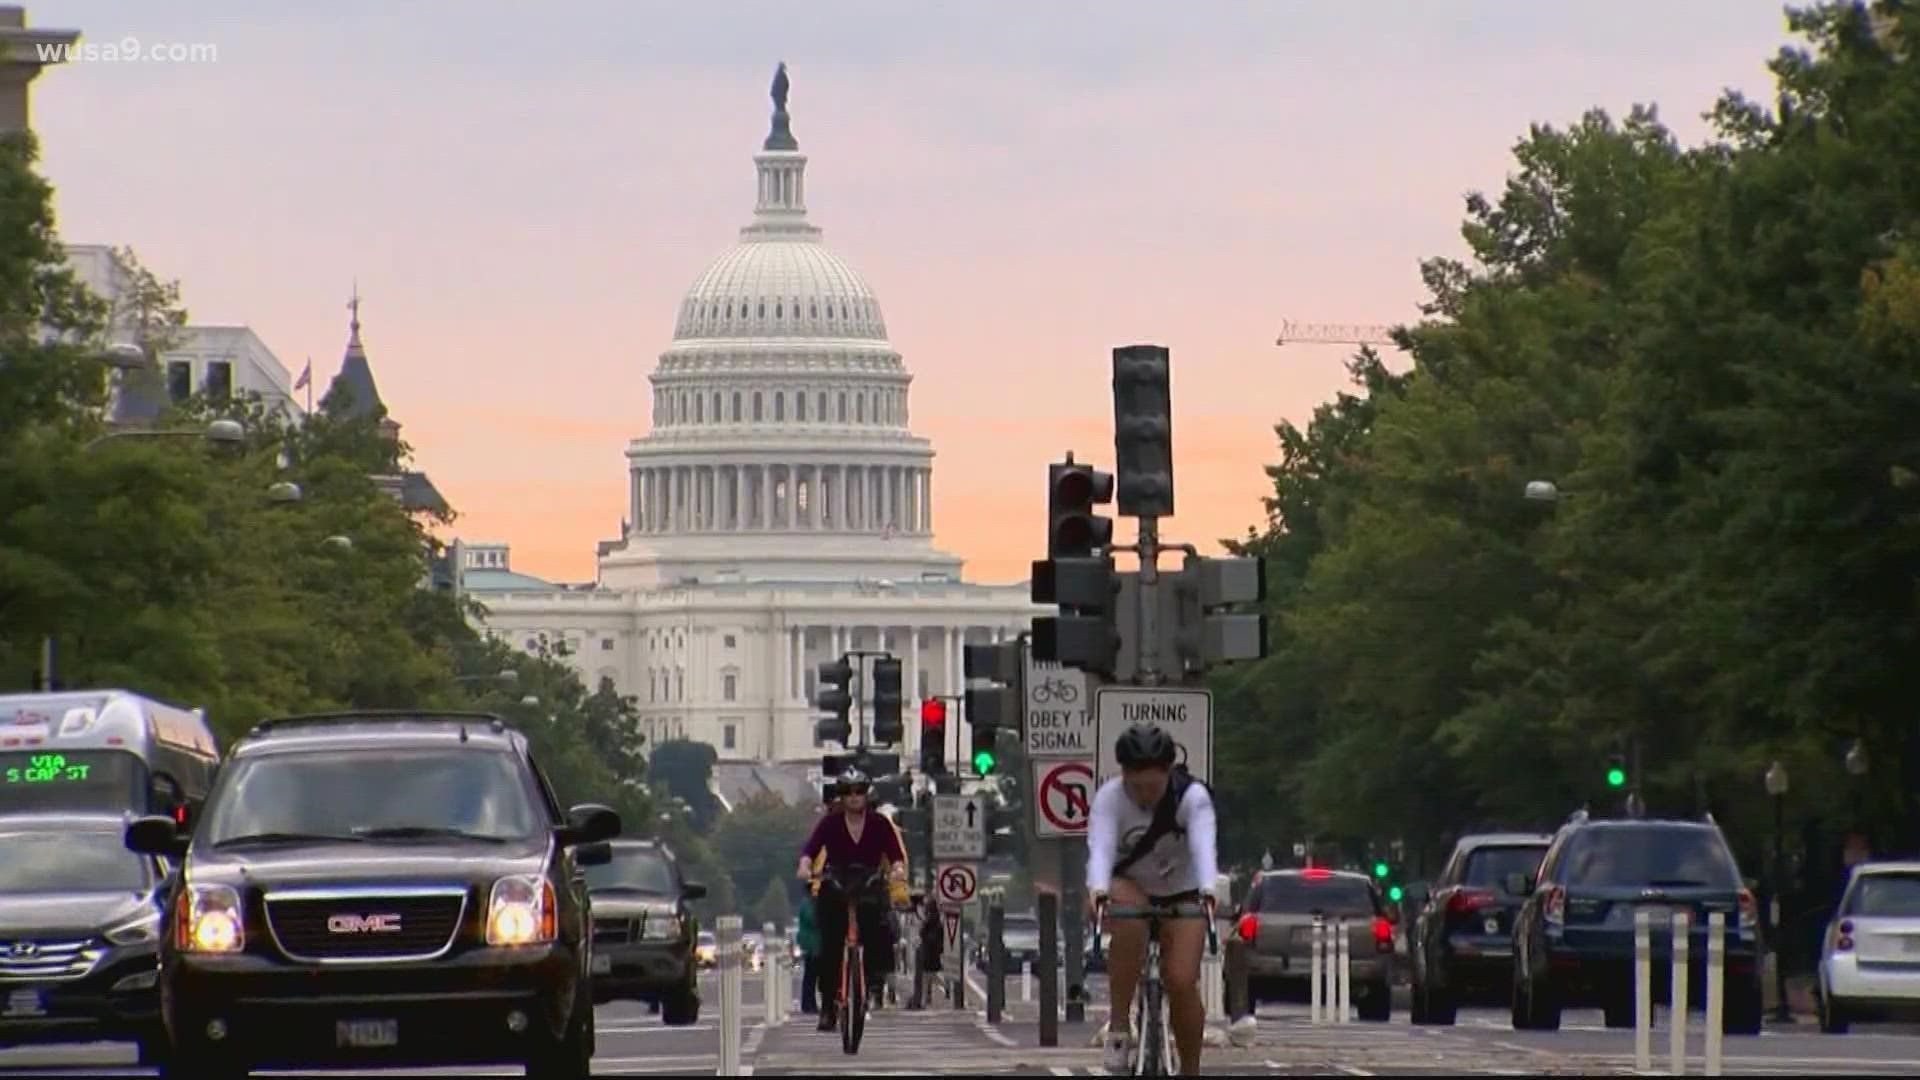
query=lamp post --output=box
[83,417,245,453]
[1764,761,1793,1022]
[455,668,518,687]
[1523,479,1562,503]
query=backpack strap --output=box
[1110,770,1192,881]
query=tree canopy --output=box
[1213,1,1920,886]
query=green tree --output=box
[649,738,723,830]
[750,876,793,930]
[711,791,817,916]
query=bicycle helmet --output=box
[837,768,871,794]
[1114,723,1177,769]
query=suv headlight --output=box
[176,885,244,953]
[642,913,682,941]
[105,908,162,946]
[487,875,556,946]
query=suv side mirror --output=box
[126,815,189,860]
[683,882,709,901]
[1505,871,1533,897]
[576,840,612,867]
[559,803,620,846]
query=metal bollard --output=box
[1634,909,1653,1072]
[1671,909,1690,1076]
[1310,916,1325,1025]
[762,935,783,1026]
[1705,913,1724,1077]
[1335,917,1350,1025]
[716,915,742,1076]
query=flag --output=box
[293,360,311,390]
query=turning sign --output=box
[1033,759,1095,839]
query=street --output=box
[12,963,1920,1075]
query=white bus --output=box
[0,689,220,825]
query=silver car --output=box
[1237,868,1397,1020]
[1818,860,1920,1033]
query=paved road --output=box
[0,970,756,1077]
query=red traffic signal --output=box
[920,699,947,729]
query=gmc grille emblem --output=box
[6,942,37,958]
[326,913,404,934]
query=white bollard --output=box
[1670,909,1691,1076]
[1023,959,1032,1003]
[1634,909,1653,1073]
[1202,943,1224,1019]
[763,937,783,1026]
[716,915,742,1077]
[1310,916,1325,1025]
[1704,913,1724,1077]
[1335,917,1351,1024]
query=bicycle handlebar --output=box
[1094,898,1221,957]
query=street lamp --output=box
[267,480,302,504]
[321,535,353,552]
[1763,760,1793,1023]
[83,418,245,452]
[98,342,145,369]
[455,668,518,686]
[1845,739,1868,777]
[1523,479,1563,503]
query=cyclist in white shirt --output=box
[1087,723,1219,1075]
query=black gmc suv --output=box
[124,710,620,1079]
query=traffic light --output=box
[963,642,1021,776]
[814,656,853,746]
[1167,553,1268,674]
[871,657,903,745]
[1112,344,1175,519]
[1043,459,1114,560]
[1373,860,1390,880]
[1606,753,1627,789]
[919,699,948,776]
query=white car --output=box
[1818,860,1920,1033]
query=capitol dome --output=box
[606,63,957,591]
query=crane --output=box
[1274,320,1399,348]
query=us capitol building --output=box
[461,67,1042,766]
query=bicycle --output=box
[1096,897,1220,1077]
[1032,676,1080,705]
[811,862,887,1056]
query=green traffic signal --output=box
[973,749,997,775]
[1606,766,1627,788]
[1372,861,1389,879]
[1388,884,1404,902]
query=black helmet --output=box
[837,769,871,794]
[1115,723,1177,769]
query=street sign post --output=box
[1024,655,1095,759]
[939,903,963,978]
[1033,759,1095,839]
[932,793,987,861]
[936,862,979,905]
[1094,685,1213,785]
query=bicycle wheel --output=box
[1133,975,1167,1077]
[840,943,866,1055]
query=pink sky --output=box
[36,1,1790,584]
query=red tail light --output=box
[1446,888,1496,916]
[1372,916,1394,952]
[1542,886,1566,924]
[1836,918,1855,952]
[1736,887,1757,930]
[1237,913,1257,943]
[1302,867,1331,880]
[172,804,187,824]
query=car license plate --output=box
[592,953,612,974]
[3,989,45,1017]
[336,1019,399,1048]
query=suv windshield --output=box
[586,849,675,893]
[1560,827,1740,889]
[3,830,151,893]
[1253,875,1377,916]
[202,748,544,845]
[1847,872,1920,918]
[1463,845,1548,889]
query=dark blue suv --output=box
[1511,813,1763,1034]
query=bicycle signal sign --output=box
[1024,655,1094,759]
